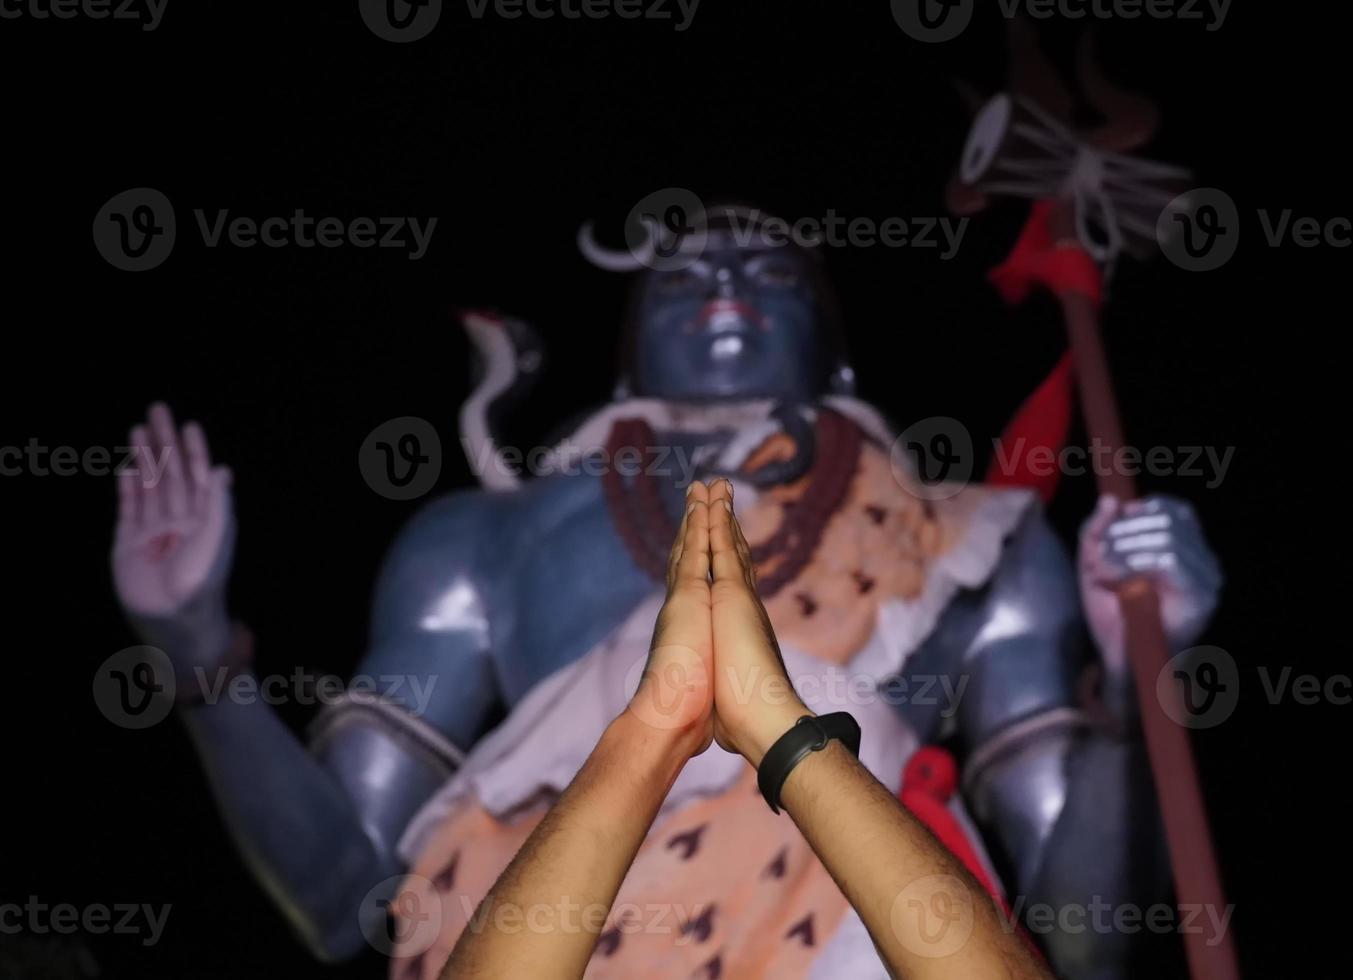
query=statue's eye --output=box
[753,262,799,288]
[656,269,701,293]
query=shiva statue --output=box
[111,205,1220,979]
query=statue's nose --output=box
[710,263,739,301]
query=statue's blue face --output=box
[631,239,824,401]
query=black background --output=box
[1,1,1343,977]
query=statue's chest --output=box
[493,482,660,703]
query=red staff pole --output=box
[1050,201,1239,980]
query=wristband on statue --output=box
[756,712,862,814]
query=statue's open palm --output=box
[112,403,236,666]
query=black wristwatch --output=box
[756,712,862,814]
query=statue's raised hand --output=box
[112,402,237,672]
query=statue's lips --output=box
[693,299,767,333]
[671,300,771,368]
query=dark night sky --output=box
[2,2,1344,977]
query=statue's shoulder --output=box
[380,472,609,579]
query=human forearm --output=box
[440,709,693,979]
[778,737,1050,980]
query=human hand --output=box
[626,480,716,760]
[705,479,810,766]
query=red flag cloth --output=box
[899,747,1009,909]
[899,746,1046,963]
[982,199,1102,502]
[987,199,1103,306]
[984,350,1074,501]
